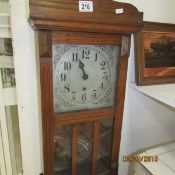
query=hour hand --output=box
[79,60,88,80]
[79,59,84,69]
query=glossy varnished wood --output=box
[38,31,54,175]
[29,1,143,174]
[39,30,52,57]
[144,22,175,32]
[53,31,122,45]
[29,0,143,33]
[144,67,175,77]
[54,108,115,126]
[91,121,100,175]
[72,125,78,175]
[111,35,131,175]
[30,19,142,34]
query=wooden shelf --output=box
[130,82,175,109]
[137,142,175,175]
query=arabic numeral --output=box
[64,61,71,70]
[72,53,78,62]
[72,92,76,101]
[64,84,70,93]
[92,90,97,99]
[103,72,108,80]
[60,73,66,81]
[82,49,90,59]
[86,4,90,9]
[82,4,85,9]
[100,61,106,70]
[82,3,90,10]
[82,93,86,102]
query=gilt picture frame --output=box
[135,22,175,85]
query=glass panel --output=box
[1,68,15,88]
[53,44,120,113]
[0,38,13,56]
[77,123,93,175]
[96,118,114,174]
[54,125,72,175]
[5,105,23,175]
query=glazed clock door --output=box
[39,31,130,175]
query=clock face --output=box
[53,44,120,113]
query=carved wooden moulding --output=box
[29,0,143,33]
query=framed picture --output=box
[135,22,175,85]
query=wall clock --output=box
[29,0,143,175]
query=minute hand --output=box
[79,60,88,80]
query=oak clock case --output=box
[52,32,121,175]
[29,0,143,175]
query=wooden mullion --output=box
[91,120,100,175]
[71,124,78,175]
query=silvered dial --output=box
[53,45,119,113]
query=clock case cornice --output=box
[29,0,143,34]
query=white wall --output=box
[116,0,175,23]
[117,0,175,175]
[9,0,175,175]
[119,39,175,175]
[9,0,43,174]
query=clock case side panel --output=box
[38,30,55,175]
[135,28,145,85]
[111,35,131,174]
